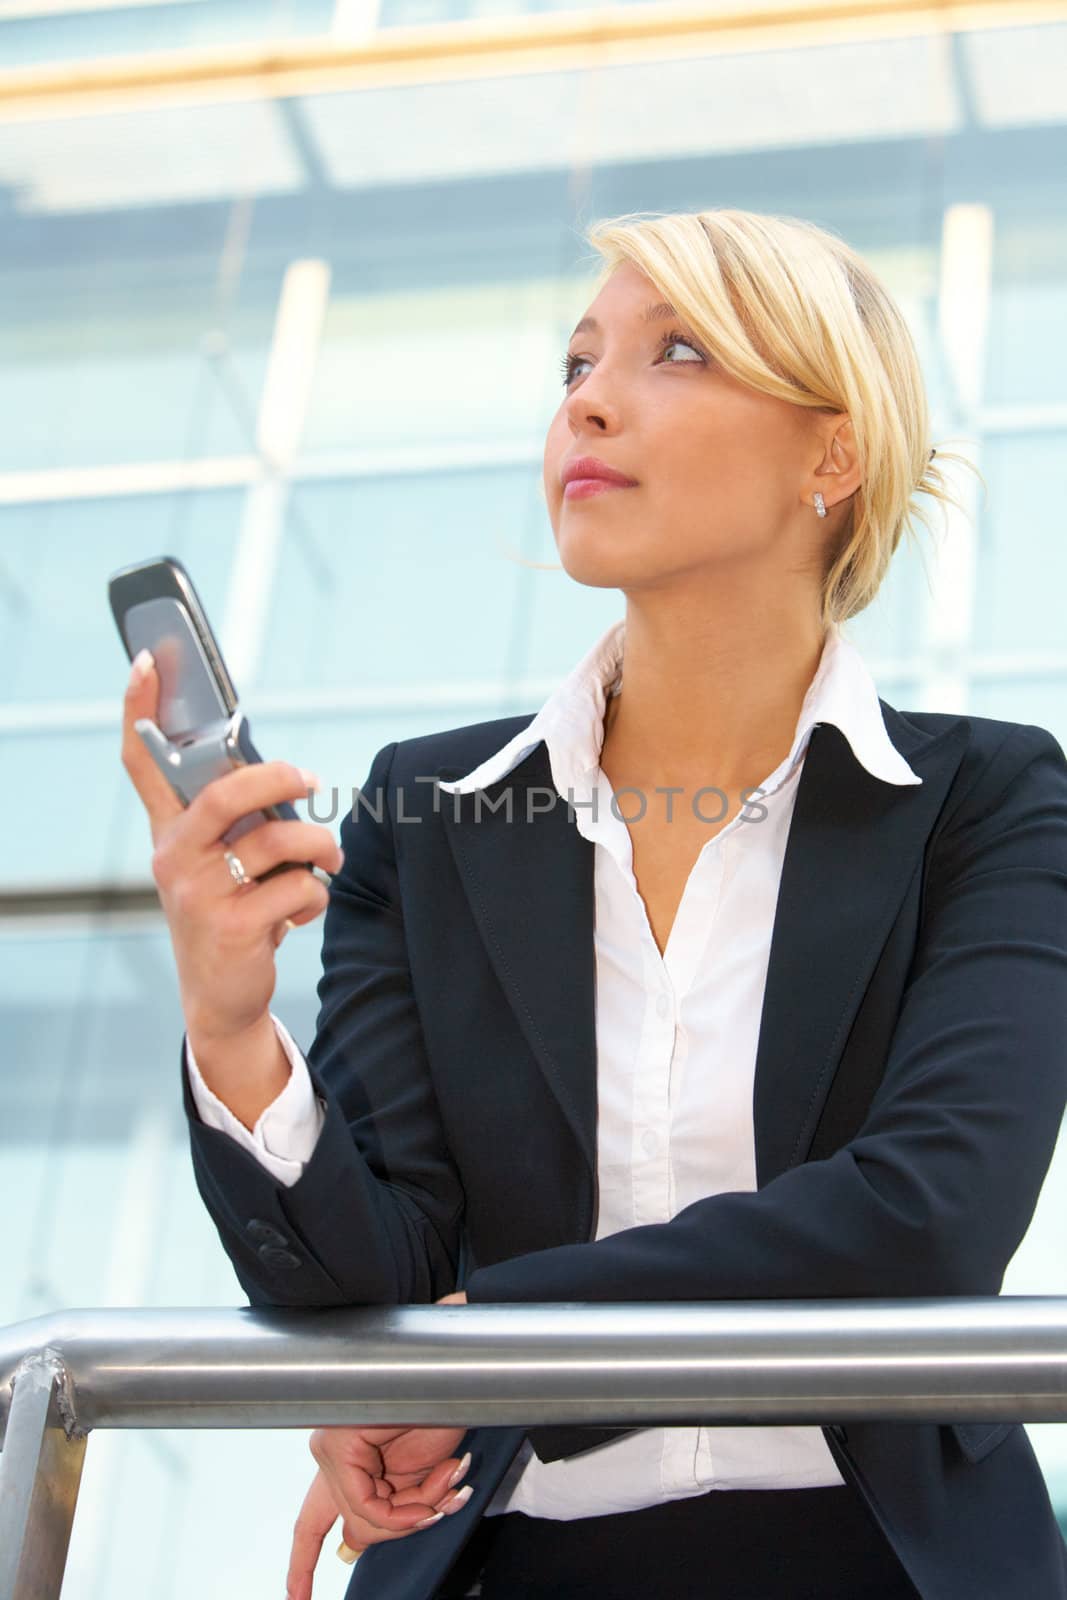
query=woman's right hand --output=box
[120,648,344,1050]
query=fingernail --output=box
[448,1451,471,1489]
[130,648,154,683]
[444,1484,474,1514]
[299,768,321,791]
[336,1539,360,1564]
[415,1511,445,1530]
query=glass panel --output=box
[963,21,1067,130]
[0,915,325,1323]
[0,488,242,703]
[971,434,1067,656]
[376,0,621,22]
[969,679,1067,755]
[4,702,573,891]
[0,912,353,1599]
[62,1426,355,1600]
[256,469,532,693]
[0,489,241,889]
[0,137,295,471]
[302,35,960,188]
[987,218,1067,409]
[0,725,148,890]
[0,0,335,70]
[301,276,577,454]
[840,527,935,672]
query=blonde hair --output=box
[523,208,972,629]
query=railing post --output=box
[0,1350,87,1600]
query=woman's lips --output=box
[563,479,638,500]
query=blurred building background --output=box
[1,0,1066,1593]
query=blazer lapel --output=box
[437,745,598,1179]
[752,708,969,1185]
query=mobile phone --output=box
[109,555,326,882]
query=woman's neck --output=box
[600,599,829,795]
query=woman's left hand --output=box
[285,1292,471,1598]
[287,1431,471,1599]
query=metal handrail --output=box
[3,1297,1067,1598]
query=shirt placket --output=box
[630,944,676,1227]
[656,848,727,1496]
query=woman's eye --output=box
[559,333,705,389]
[559,353,589,386]
[660,338,704,365]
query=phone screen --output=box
[122,596,231,741]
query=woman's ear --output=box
[808,416,861,515]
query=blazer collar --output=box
[435,704,968,1196]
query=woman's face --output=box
[542,260,837,594]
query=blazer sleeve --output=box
[183,739,466,1308]
[465,722,1067,1307]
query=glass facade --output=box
[0,1,337,69]
[1,4,1066,1591]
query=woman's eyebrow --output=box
[568,302,678,341]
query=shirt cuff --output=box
[185,1014,326,1188]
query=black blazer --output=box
[183,700,1067,1600]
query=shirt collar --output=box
[438,617,922,798]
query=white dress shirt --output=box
[186,615,921,1519]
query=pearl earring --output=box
[813,492,827,518]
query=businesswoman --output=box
[121,209,1067,1600]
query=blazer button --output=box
[246,1218,289,1247]
[257,1244,302,1270]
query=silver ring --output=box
[224,849,252,888]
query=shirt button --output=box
[656,993,670,1019]
[642,1131,658,1158]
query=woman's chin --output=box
[557,539,669,590]
[557,550,635,589]
[556,527,641,588]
